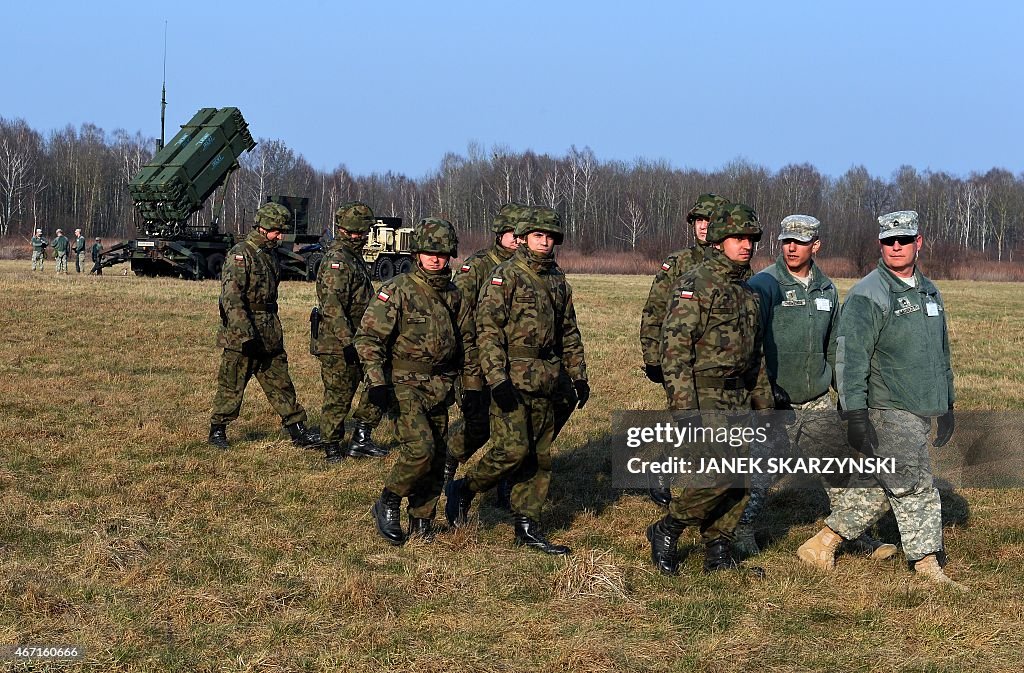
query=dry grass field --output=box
[2,259,1023,672]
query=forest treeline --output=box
[1,116,1021,276]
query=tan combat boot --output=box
[797,526,843,570]
[845,533,899,561]
[913,554,968,591]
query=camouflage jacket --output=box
[355,265,476,408]
[75,235,86,253]
[31,236,47,252]
[662,248,771,411]
[311,238,373,356]
[216,230,284,353]
[748,256,839,404]
[640,242,710,366]
[91,242,103,262]
[453,241,514,389]
[836,259,953,416]
[476,247,587,395]
[51,235,69,255]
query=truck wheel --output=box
[132,260,152,277]
[375,256,395,281]
[397,256,413,275]
[189,253,206,280]
[206,253,226,279]
[306,252,324,281]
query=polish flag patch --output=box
[661,262,672,271]
[330,262,341,269]
[377,290,391,302]
[234,254,245,261]
[460,263,471,273]
[679,290,695,300]
[490,277,503,286]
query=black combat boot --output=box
[647,515,686,575]
[648,472,671,508]
[513,515,570,555]
[323,442,344,463]
[285,421,320,448]
[347,422,389,458]
[703,538,765,578]
[444,478,476,527]
[372,489,406,546]
[408,516,435,542]
[208,424,229,449]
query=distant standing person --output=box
[52,229,70,275]
[74,229,87,273]
[797,210,961,588]
[208,202,319,450]
[31,229,48,271]
[90,237,104,275]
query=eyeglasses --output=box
[881,235,917,246]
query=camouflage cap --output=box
[687,193,730,224]
[334,201,374,234]
[413,217,458,256]
[255,202,292,231]
[492,202,529,234]
[877,210,919,239]
[707,203,762,244]
[514,205,563,244]
[778,214,821,243]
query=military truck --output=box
[98,106,256,279]
[363,217,414,280]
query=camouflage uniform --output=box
[446,206,588,555]
[90,239,103,275]
[75,232,86,273]
[360,218,474,543]
[209,203,312,445]
[51,232,69,274]
[647,203,771,575]
[311,202,378,457]
[31,233,47,271]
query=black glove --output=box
[934,408,955,447]
[846,409,878,456]
[491,379,518,413]
[574,380,591,409]
[644,364,664,384]
[367,385,390,410]
[343,344,359,366]
[463,389,487,416]
[772,386,792,410]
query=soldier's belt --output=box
[249,302,279,313]
[392,358,455,375]
[693,375,750,390]
[508,346,559,360]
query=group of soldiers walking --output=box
[206,194,962,586]
[30,228,104,274]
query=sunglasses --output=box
[881,235,917,246]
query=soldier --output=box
[797,210,961,588]
[640,193,730,505]
[734,215,897,560]
[208,202,319,450]
[311,202,389,462]
[90,237,104,275]
[443,202,526,482]
[52,229,70,274]
[445,206,589,555]
[360,218,473,545]
[74,229,87,273]
[30,229,47,271]
[645,203,771,576]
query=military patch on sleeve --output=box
[460,263,472,273]
[377,290,391,302]
[679,290,695,300]
[234,254,245,266]
[661,262,672,271]
[330,262,341,269]
[490,277,503,286]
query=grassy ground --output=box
[1,260,1022,672]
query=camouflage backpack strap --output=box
[406,271,458,329]
[510,256,560,320]
[484,248,503,268]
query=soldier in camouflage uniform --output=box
[640,193,730,506]
[31,229,47,271]
[360,217,474,545]
[311,202,389,462]
[445,206,589,555]
[74,229,87,273]
[646,203,772,576]
[208,202,319,450]
[51,229,70,274]
[90,237,104,275]
[798,211,962,588]
[735,215,897,562]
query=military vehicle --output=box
[363,217,414,280]
[266,194,326,281]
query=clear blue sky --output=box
[8,1,1022,180]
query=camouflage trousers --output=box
[467,390,555,520]
[31,251,45,271]
[55,253,68,274]
[317,354,361,444]
[385,384,450,520]
[739,393,850,525]
[825,409,942,562]
[668,431,750,542]
[210,349,307,427]
[76,251,86,273]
